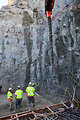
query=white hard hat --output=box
[17,86,20,88]
[29,82,32,85]
[8,87,12,91]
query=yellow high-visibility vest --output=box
[15,89,23,99]
[7,91,13,100]
[26,86,35,96]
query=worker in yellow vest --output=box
[26,82,35,111]
[15,86,23,111]
[7,87,13,111]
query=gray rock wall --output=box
[0,0,80,98]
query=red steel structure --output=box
[45,0,55,18]
[45,0,55,76]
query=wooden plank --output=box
[61,102,69,108]
[0,99,79,120]
[46,106,54,113]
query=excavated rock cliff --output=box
[0,0,80,99]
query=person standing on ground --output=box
[7,87,13,111]
[32,81,40,90]
[15,86,23,111]
[26,82,35,111]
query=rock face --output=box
[0,0,80,98]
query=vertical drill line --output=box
[48,17,54,76]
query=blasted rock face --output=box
[0,0,80,96]
[72,0,80,26]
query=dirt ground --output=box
[0,91,64,117]
[0,92,53,117]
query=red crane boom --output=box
[45,0,55,18]
[45,0,55,76]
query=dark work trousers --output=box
[27,96,35,108]
[15,98,22,108]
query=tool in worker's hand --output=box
[35,92,39,96]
